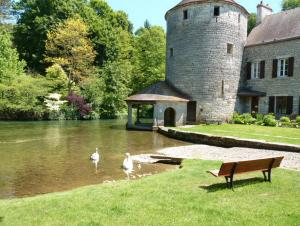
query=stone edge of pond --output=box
[158,127,300,153]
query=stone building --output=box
[126,0,300,130]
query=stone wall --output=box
[240,39,300,115]
[158,127,300,153]
[166,2,248,122]
[154,102,187,127]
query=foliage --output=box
[100,60,132,119]
[0,30,25,84]
[296,116,300,124]
[45,17,96,91]
[232,113,256,125]
[65,92,92,119]
[83,0,133,66]
[280,116,292,127]
[0,75,49,120]
[255,113,264,125]
[263,114,277,127]
[14,0,85,72]
[131,25,166,93]
[80,76,105,114]
[282,0,300,10]
[247,13,257,35]
[45,64,68,94]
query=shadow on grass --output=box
[0,216,4,223]
[200,177,265,192]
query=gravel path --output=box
[156,145,300,171]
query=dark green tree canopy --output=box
[282,0,300,10]
[247,13,257,35]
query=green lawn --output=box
[179,124,300,145]
[0,160,299,226]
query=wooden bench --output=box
[208,157,284,189]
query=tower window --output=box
[227,43,233,54]
[214,6,220,16]
[183,10,188,20]
[170,48,174,57]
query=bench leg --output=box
[225,176,234,189]
[262,170,272,182]
[263,171,267,182]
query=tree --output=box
[247,13,257,35]
[100,60,132,119]
[131,26,166,93]
[45,64,68,94]
[282,0,300,10]
[14,0,85,72]
[0,30,25,84]
[45,17,96,92]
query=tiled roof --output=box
[126,81,190,103]
[246,7,300,47]
[238,88,266,97]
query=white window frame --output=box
[251,62,260,79]
[277,58,289,77]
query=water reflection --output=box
[0,120,189,198]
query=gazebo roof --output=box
[126,81,190,103]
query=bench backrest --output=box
[218,157,284,176]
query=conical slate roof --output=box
[126,81,190,103]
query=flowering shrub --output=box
[66,92,92,118]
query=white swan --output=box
[90,147,100,161]
[122,153,134,173]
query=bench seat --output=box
[208,156,284,189]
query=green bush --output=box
[263,114,277,127]
[296,116,300,124]
[280,116,292,127]
[232,113,256,125]
[255,113,264,125]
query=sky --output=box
[106,0,282,30]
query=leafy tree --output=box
[131,26,166,93]
[80,76,105,114]
[0,30,25,84]
[100,60,132,119]
[14,0,85,72]
[0,75,49,120]
[45,17,96,92]
[282,0,300,10]
[83,0,133,66]
[66,92,92,119]
[247,13,257,35]
[45,64,68,94]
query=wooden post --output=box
[127,103,133,128]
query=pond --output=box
[0,120,188,199]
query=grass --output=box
[179,124,300,145]
[0,160,299,226]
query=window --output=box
[269,96,293,115]
[214,6,220,16]
[183,10,188,20]
[251,62,260,79]
[277,58,289,77]
[227,43,233,54]
[238,14,241,23]
[170,48,174,57]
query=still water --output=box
[0,120,188,199]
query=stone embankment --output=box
[158,127,300,153]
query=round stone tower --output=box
[166,0,249,122]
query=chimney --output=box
[256,1,273,25]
